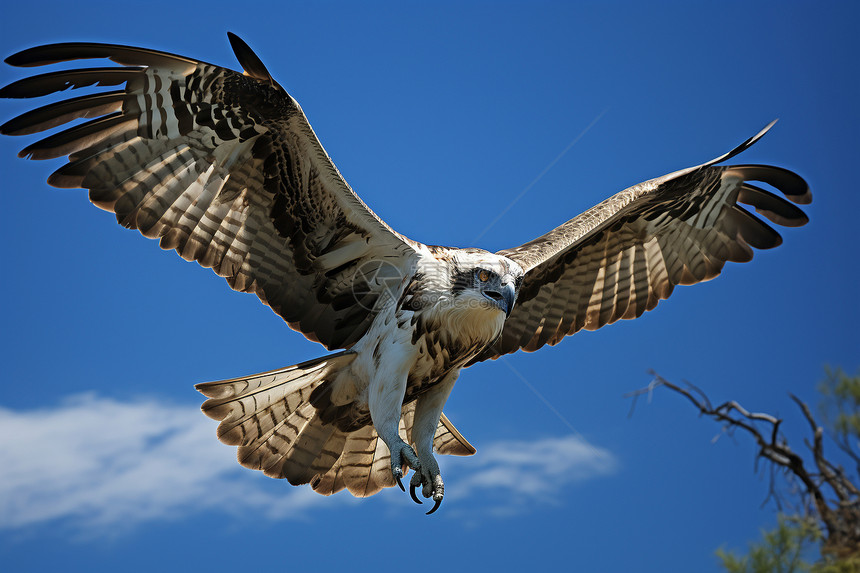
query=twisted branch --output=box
[626,373,860,558]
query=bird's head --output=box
[449,251,524,318]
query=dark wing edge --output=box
[226,32,277,85]
[473,122,810,362]
[1,35,422,351]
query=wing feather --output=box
[2,36,423,350]
[474,123,810,361]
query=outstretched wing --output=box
[1,34,420,350]
[475,122,811,361]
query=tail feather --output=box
[197,353,351,444]
[308,429,347,478]
[342,425,396,497]
[195,352,476,498]
[279,412,338,484]
[256,401,318,476]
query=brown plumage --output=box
[1,34,809,511]
[1,37,421,353]
[472,124,810,361]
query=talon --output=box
[409,483,423,504]
[426,498,442,515]
[392,466,405,491]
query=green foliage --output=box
[818,367,860,443]
[716,515,821,573]
[716,367,860,573]
[814,554,860,573]
[717,517,860,572]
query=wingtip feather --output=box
[701,119,779,168]
[227,32,275,83]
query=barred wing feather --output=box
[0,34,420,351]
[475,122,811,361]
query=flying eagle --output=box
[1,33,810,514]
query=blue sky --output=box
[1,2,858,571]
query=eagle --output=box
[1,33,810,514]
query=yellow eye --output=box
[478,270,490,282]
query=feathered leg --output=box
[367,364,420,491]
[409,370,458,514]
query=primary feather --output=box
[1,34,809,510]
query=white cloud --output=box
[0,394,336,535]
[0,394,617,534]
[444,434,617,508]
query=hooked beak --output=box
[483,282,517,317]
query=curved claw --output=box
[389,443,419,493]
[409,484,423,505]
[425,498,442,515]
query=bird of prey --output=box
[1,33,810,514]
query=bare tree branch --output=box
[626,373,860,559]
